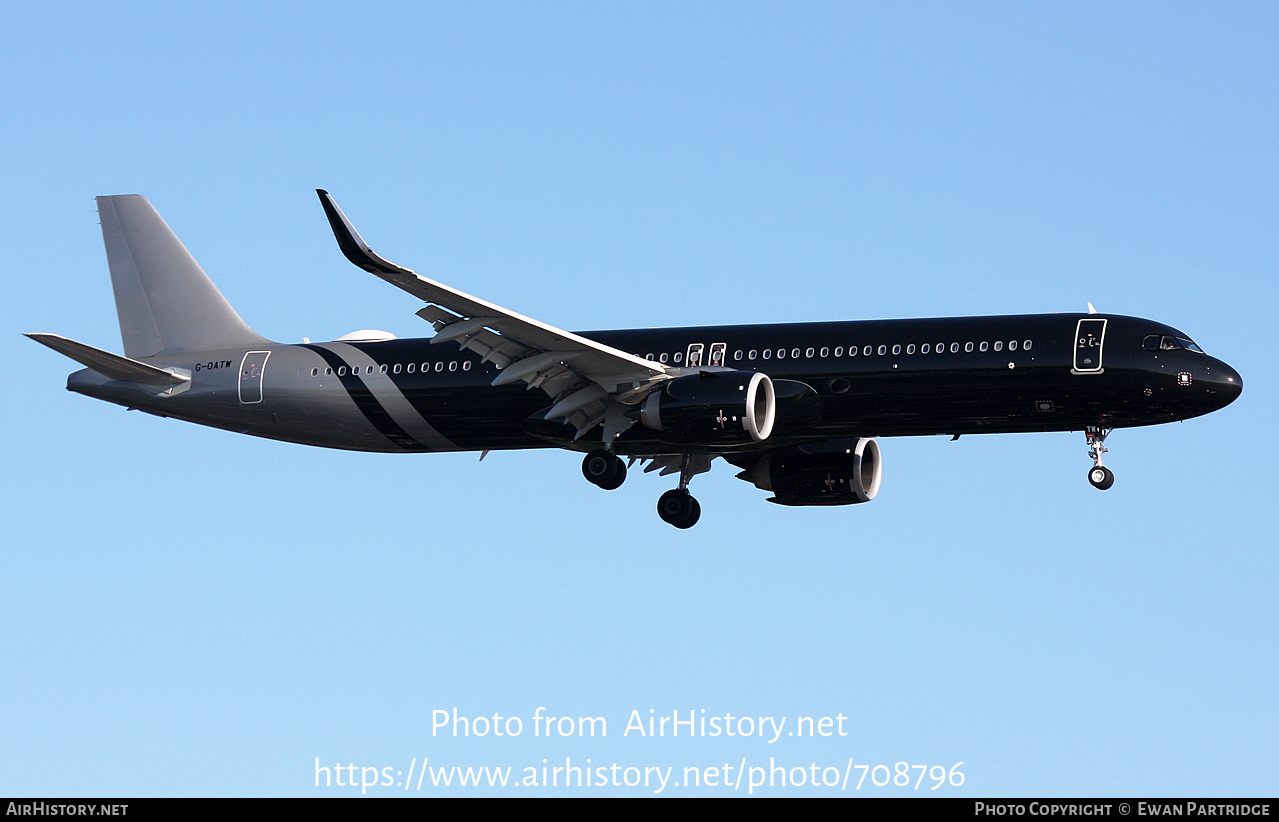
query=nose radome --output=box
[1210,360,1242,404]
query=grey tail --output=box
[97,195,273,358]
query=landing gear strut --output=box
[1085,426,1114,490]
[582,448,626,490]
[656,452,709,529]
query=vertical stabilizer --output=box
[97,195,272,358]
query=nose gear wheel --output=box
[1085,426,1114,490]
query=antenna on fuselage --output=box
[1087,302,1099,314]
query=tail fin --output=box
[97,195,272,358]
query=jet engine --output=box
[639,370,775,446]
[735,438,882,506]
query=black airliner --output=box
[27,192,1242,528]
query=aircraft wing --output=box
[317,190,672,440]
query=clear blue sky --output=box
[2,1,1275,797]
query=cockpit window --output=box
[1143,334,1205,353]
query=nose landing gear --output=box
[1085,426,1114,490]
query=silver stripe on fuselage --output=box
[321,342,462,452]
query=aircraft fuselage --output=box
[67,312,1241,455]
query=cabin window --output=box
[979,341,988,352]
[762,349,771,359]
[407,363,415,373]
[1023,340,1033,350]
[965,342,974,353]
[1009,340,1018,351]
[892,344,901,355]
[449,361,457,371]
[659,353,668,363]
[921,343,930,354]
[434,362,443,372]
[994,341,1003,351]
[748,349,757,360]
[393,363,401,373]
[338,366,347,376]
[311,368,319,376]
[380,364,388,373]
[733,350,742,361]
[834,346,843,357]
[673,352,683,363]
[949,343,958,353]
[646,353,654,360]
[462,361,472,371]
[777,348,786,359]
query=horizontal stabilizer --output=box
[25,333,191,386]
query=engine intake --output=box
[640,370,775,446]
[738,438,882,506]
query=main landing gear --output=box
[657,488,700,529]
[581,448,707,528]
[582,448,626,490]
[1085,426,1115,490]
[654,452,709,529]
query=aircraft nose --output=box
[1208,359,1242,405]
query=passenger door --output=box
[239,350,271,403]
[1073,319,1106,374]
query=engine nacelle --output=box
[738,438,882,506]
[640,370,775,446]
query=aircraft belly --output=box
[807,365,1163,436]
[397,382,551,451]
